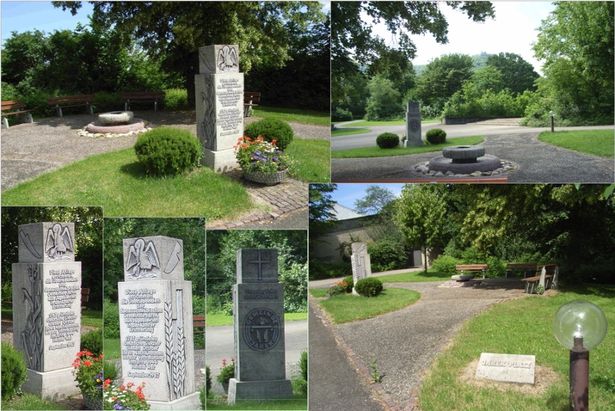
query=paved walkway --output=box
[311,281,526,410]
[332,131,614,183]
[310,267,424,288]
[309,304,385,411]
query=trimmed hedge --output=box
[376,132,400,149]
[355,277,384,297]
[244,118,294,150]
[426,128,447,144]
[135,127,201,176]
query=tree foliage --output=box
[529,1,614,124]
[365,75,404,120]
[354,186,396,215]
[415,53,474,112]
[485,52,538,94]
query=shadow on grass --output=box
[119,161,148,178]
[559,283,615,298]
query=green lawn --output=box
[82,309,103,328]
[538,130,614,158]
[207,311,307,327]
[332,136,484,158]
[286,139,330,182]
[1,394,65,410]
[377,269,450,283]
[2,148,252,218]
[319,288,420,323]
[253,106,329,126]
[419,285,615,411]
[332,127,370,137]
[309,288,328,298]
[104,338,121,360]
[348,118,440,127]
[207,396,307,410]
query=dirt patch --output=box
[459,358,561,395]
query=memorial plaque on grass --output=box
[118,236,200,410]
[12,222,81,399]
[475,353,536,384]
[228,248,293,404]
[351,242,372,294]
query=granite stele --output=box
[118,236,200,410]
[12,222,82,399]
[228,248,293,404]
[406,101,422,147]
[351,242,372,294]
[195,44,244,171]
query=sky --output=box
[372,1,556,73]
[1,1,94,43]
[332,183,405,211]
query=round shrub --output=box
[81,329,103,356]
[343,275,354,293]
[134,127,201,176]
[368,239,408,272]
[1,342,27,400]
[355,277,384,297]
[332,107,353,122]
[244,118,294,150]
[431,255,462,276]
[426,128,447,144]
[376,132,400,149]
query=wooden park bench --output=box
[194,314,206,340]
[81,288,90,310]
[452,264,489,281]
[506,263,540,279]
[48,94,94,117]
[520,264,558,294]
[122,91,165,112]
[1,100,33,128]
[244,91,261,117]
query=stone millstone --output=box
[98,111,134,125]
[428,154,503,173]
[443,146,485,163]
[85,118,146,134]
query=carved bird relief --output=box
[126,238,160,278]
[45,224,74,259]
[217,45,238,71]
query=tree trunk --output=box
[423,247,428,273]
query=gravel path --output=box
[309,304,385,411]
[1,112,329,190]
[318,282,526,410]
[332,131,614,183]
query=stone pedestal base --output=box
[202,148,238,172]
[227,378,293,404]
[23,367,80,400]
[148,392,201,410]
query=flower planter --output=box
[243,169,288,185]
[83,392,103,410]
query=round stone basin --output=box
[442,145,485,163]
[428,154,502,174]
[85,117,145,134]
[98,111,134,125]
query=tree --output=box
[355,185,396,215]
[415,53,474,112]
[530,1,614,123]
[367,49,417,100]
[54,1,325,107]
[365,75,404,120]
[486,52,538,94]
[394,185,448,272]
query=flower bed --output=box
[73,350,104,410]
[235,136,291,185]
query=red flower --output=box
[83,360,92,367]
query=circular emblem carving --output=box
[243,308,281,351]
[409,119,421,132]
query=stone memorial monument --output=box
[406,101,422,147]
[475,352,535,384]
[12,222,82,399]
[228,248,293,404]
[351,242,372,295]
[118,236,199,410]
[195,44,244,171]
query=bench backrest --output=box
[48,95,95,105]
[121,91,164,100]
[456,264,488,271]
[244,91,261,104]
[193,315,206,328]
[81,287,90,305]
[506,263,538,271]
[1,100,25,112]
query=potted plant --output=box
[234,136,290,185]
[73,350,104,410]
[217,358,235,393]
[103,379,149,410]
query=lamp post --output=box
[553,301,608,411]
[550,110,555,132]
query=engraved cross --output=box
[248,251,269,281]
